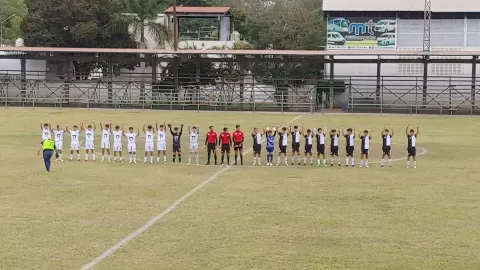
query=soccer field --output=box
[2,108,480,270]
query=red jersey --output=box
[219,132,231,145]
[232,131,244,143]
[206,131,217,144]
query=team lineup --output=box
[40,121,421,168]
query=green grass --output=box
[1,108,480,270]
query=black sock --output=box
[235,153,238,163]
[240,155,243,164]
[214,154,217,165]
[173,155,176,163]
[221,154,224,164]
[207,151,211,162]
[227,155,230,164]
[178,154,181,163]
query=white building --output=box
[323,0,480,108]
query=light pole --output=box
[172,0,178,51]
[1,14,17,46]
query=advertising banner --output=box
[327,17,397,50]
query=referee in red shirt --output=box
[219,127,232,166]
[205,126,218,165]
[232,125,244,165]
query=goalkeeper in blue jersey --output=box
[265,127,277,166]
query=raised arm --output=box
[168,124,174,135]
[143,122,146,134]
[65,124,70,133]
[358,129,362,137]
[391,128,394,137]
[179,124,183,136]
[300,124,304,134]
[80,121,84,132]
[137,128,140,137]
[156,121,159,132]
[93,121,96,131]
[188,124,191,133]
[406,125,410,136]
[40,121,43,131]
[353,128,356,137]
[342,128,345,136]
[288,124,292,133]
[416,124,419,137]
[48,121,52,131]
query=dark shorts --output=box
[173,144,181,152]
[207,143,216,152]
[317,144,325,155]
[279,145,287,154]
[292,143,300,152]
[346,146,354,156]
[330,146,339,156]
[221,144,231,153]
[382,146,391,155]
[233,142,243,151]
[305,144,313,153]
[407,147,416,156]
[361,148,369,155]
[253,144,261,154]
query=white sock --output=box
[317,159,320,165]
[77,154,80,160]
[70,154,73,160]
[150,156,154,163]
[119,157,123,162]
[85,154,88,161]
[360,160,363,166]
[346,157,349,166]
[414,161,417,166]
[389,159,392,165]
[196,155,199,164]
[92,154,96,161]
[144,157,147,162]
[59,153,62,159]
[129,154,132,162]
[407,161,410,166]
[108,155,111,161]
[101,155,104,161]
[304,157,307,164]
[351,157,355,165]
[366,160,369,166]
[163,156,167,162]
[284,157,288,165]
[291,157,295,163]
[297,156,301,163]
[114,157,117,161]
[188,155,192,163]
[253,157,257,164]
[330,157,333,165]
[258,158,261,165]
[310,157,313,164]
[381,159,385,166]
[323,159,326,166]
[337,157,340,164]
[157,157,160,162]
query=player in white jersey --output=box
[100,121,112,162]
[143,122,155,164]
[112,125,124,163]
[124,127,139,164]
[83,121,97,161]
[188,124,200,165]
[66,123,81,161]
[53,125,65,161]
[40,121,52,140]
[156,121,167,164]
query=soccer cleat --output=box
[414,166,417,169]
[381,165,384,167]
[187,162,191,165]
[113,161,116,164]
[352,165,355,167]
[205,162,210,165]
[133,160,137,164]
[143,161,147,164]
[389,165,392,167]
[196,163,199,166]
[338,164,341,167]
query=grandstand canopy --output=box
[164,6,232,17]
[323,0,480,12]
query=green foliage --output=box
[0,0,27,45]
[122,0,170,48]
[21,0,136,48]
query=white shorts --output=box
[145,142,154,152]
[113,142,122,151]
[85,141,95,150]
[101,140,110,149]
[157,142,167,151]
[189,144,199,152]
[55,141,63,150]
[128,144,137,152]
[71,142,80,151]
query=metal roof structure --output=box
[164,6,231,15]
[323,0,480,12]
[1,46,480,57]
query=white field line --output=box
[80,114,304,270]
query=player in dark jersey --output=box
[381,127,394,167]
[342,127,355,167]
[303,129,314,166]
[232,125,244,165]
[406,124,419,169]
[330,128,341,166]
[315,127,327,167]
[276,126,289,166]
[168,123,183,164]
[359,129,371,168]
[251,127,264,166]
[219,127,232,166]
[290,124,303,165]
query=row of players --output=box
[40,121,421,168]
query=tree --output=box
[21,0,136,48]
[0,0,27,45]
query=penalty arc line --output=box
[80,114,304,270]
